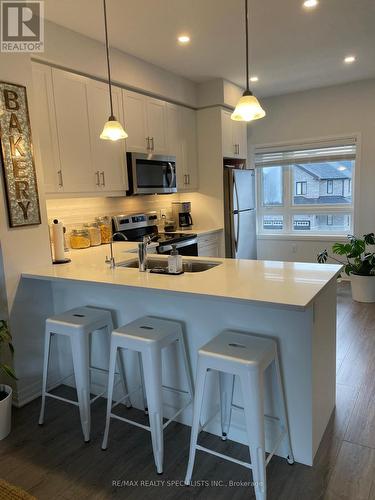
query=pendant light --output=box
[100,0,128,141]
[231,0,266,122]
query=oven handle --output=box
[167,162,175,188]
[158,237,198,253]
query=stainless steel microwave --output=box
[126,152,177,195]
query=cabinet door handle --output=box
[237,144,240,155]
[95,171,100,186]
[151,137,154,151]
[146,137,150,150]
[187,174,190,185]
[100,171,105,186]
[57,170,63,187]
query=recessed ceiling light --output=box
[344,55,356,64]
[177,35,190,44]
[250,76,259,82]
[303,0,319,9]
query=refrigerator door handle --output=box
[233,173,240,253]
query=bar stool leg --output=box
[102,341,118,450]
[142,348,164,474]
[240,370,267,500]
[116,349,132,408]
[39,329,53,425]
[273,356,294,464]
[219,372,235,440]
[71,333,91,442]
[138,352,148,414]
[184,360,208,485]
[176,331,194,402]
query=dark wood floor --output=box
[1,282,375,500]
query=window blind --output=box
[255,142,357,167]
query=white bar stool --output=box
[102,316,194,474]
[39,306,131,442]
[184,330,294,500]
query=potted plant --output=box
[317,233,375,303]
[0,320,16,440]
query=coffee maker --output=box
[172,202,193,229]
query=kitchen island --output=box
[21,248,341,466]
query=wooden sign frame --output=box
[0,81,41,227]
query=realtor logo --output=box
[1,1,44,52]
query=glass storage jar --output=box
[84,223,101,247]
[70,229,91,249]
[96,216,112,244]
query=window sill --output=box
[257,234,348,242]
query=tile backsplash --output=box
[46,194,181,231]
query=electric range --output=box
[112,212,198,255]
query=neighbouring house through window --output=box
[255,140,356,235]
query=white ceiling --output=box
[44,0,375,97]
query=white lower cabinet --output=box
[197,232,222,257]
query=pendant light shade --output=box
[231,91,265,122]
[232,0,265,122]
[100,0,127,141]
[100,117,128,141]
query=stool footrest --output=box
[162,399,192,430]
[265,430,287,466]
[195,444,252,470]
[110,413,151,432]
[45,392,79,407]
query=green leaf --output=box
[364,233,375,245]
[0,363,17,380]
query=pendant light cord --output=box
[103,0,114,118]
[245,0,250,93]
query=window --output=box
[295,181,307,195]
[255,141,356,236]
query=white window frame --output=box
[254,135,359,239]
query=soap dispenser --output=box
[168,244,183,274]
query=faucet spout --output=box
[105,231,127,269]
[138,235,151,272]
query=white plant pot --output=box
[350,274,375,303]
[0,384,12,440]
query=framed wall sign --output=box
[0,81,41,227]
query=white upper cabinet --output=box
[167,103,198,191]
[222,110,248,159]
[122,90,148,152]
[146,97,168,154]
[52,68,96,193]
[122,90,168,154]
[32,63,61,194]
[180,107,198,191]
[86,80,128,192]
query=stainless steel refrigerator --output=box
[224,164,257,259]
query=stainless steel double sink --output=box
[117,258,221,273]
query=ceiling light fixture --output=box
[344,55,356,64]
[231,0,265,122]
[303,0,319,8]
[178,35,190,44]
[100,0,128,141]
[250,76,259,82]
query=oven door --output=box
[130,153,177,194]
[157,238,198,256]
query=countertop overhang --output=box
[21,243,342,310]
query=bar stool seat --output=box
[184,330,294,500]
[39,306,131,442]
[102,316,194,474]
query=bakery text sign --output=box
[0,81,41,227]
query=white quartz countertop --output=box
[22,243,341,310]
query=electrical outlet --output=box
[160,208,168,218]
